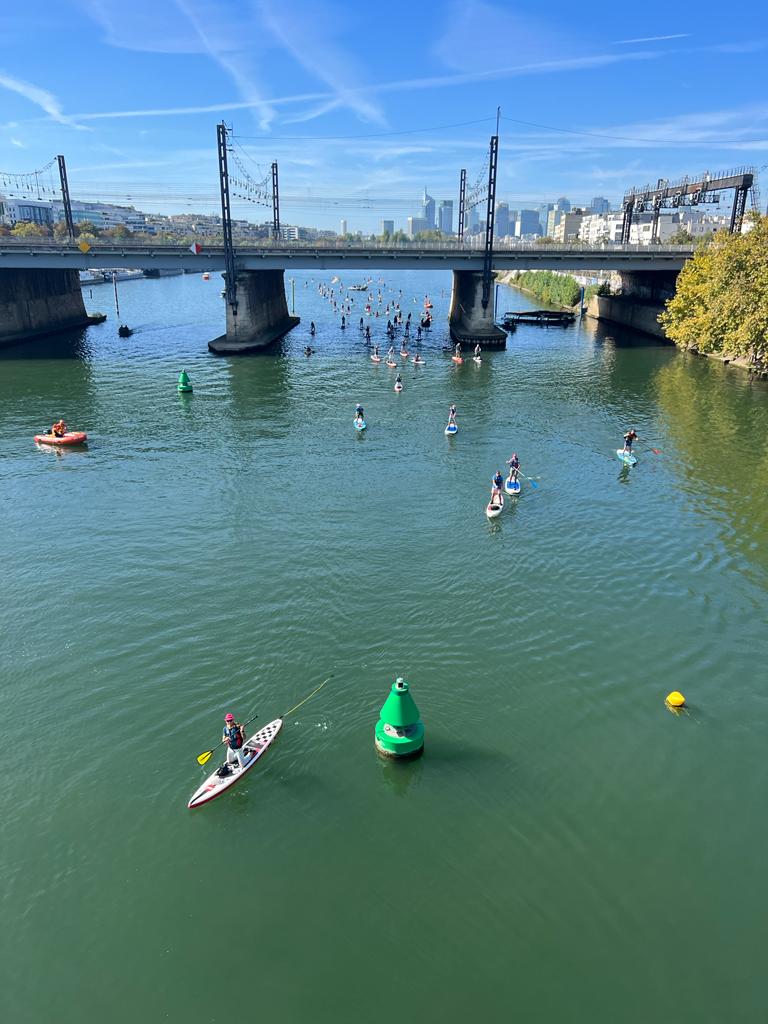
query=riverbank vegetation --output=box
[660,214,768,368]
[501,270,607,308]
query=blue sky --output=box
[1,0,767,231]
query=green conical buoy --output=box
[375,677,424,758]
[177,369,193,393]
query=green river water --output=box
[1,271,767,1023]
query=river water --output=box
[1,271,766,1023]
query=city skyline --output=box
[1,1,767,232]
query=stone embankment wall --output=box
[0,268,93,348]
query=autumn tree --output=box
[660,214,768,368]
[10,221,49,238]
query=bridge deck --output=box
[0,240,695,273]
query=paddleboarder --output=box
[454,342,462,358]
[492,469,504,492]
[310,322,316,336]
[507,453,520,481]
[223,712,247,769]
[474,344,482,358]
[622,428,638,454]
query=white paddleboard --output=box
[394,383,403,392]
[188,718,283,809]
[486,497,504,518]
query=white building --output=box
[578,213,623,244]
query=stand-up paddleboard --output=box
[445,423,458,436]
[355,418,366,431]
[616,449,637,465]
[188,719,283,809]
[371,355,381,363]
[452,356,463,364]
[394,383,403,393]
[486,495,504,518]
[504,477,521,496]
[400,350,409,358]
[473,356,482,365]
[386,359,397,368]
[412,357,426,366]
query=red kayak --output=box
[34,431,88,446]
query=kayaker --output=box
[507,453,520,481]
[223,713,247,769]
[51,419,67,437]
[493,469,504,491]
[623,428,639,453]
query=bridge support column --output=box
[448,270,507,348]
[0,268,101,349]
[209,269,299,354]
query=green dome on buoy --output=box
[375,677,424,759]
[177,369,193,393]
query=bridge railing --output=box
[0,237,697,255]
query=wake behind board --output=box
[188,719,283,809]
[616,449,637,465]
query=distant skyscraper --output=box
[340,218,348,235]
[468,206,480,232]
[407,216,429,238]
[590,196,610,214]
[422,189,435,230]
[495,202,510,237]
[381,219,394,236]
[438,200,454,235]
[555,197,571,213]
[515,210,542,236]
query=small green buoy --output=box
[177,369,193,393]
[375,677,424,759]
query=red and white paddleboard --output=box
[187,718,283,809]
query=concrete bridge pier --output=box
[587,269,680,340]
[0,268,102,349]
[209,269,299,354]
[448,270,507,349]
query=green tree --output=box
[668,228,693,244]
[103,224,131,240]
[74,220,101,237]
[660,213,768,367]
[10,220,49,238]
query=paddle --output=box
[195,675,334,766]
[517,470,539,489]
[197,712,260,767]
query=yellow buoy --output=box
[665,691,686,708]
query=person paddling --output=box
[489,483,503,508]
[223,713,247,769]
[507,452,520,481]
[448,404,457,425]
[623,428,639,454]
[51,419,67,437]
[492,469,504,492]
[310,322,316,336]
[474,344,482,358]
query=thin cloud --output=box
[615,34,689,44]
[10,137,25,147]
[0,71,86,128]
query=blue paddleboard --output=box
[616,449,637,465]
[445,423,458,435]
[504,479,521,495]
